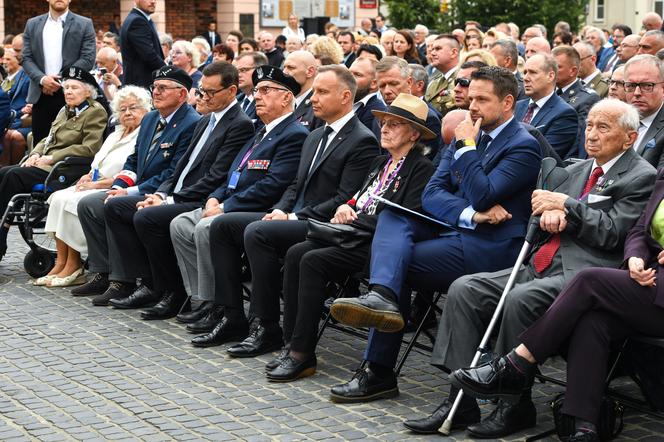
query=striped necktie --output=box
[145,118,167,165]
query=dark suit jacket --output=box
[120,8,166,88]
[417,43,427,65]
[623,168,664,307]
[356,93,386,139]
[237,91,263,132]
[113,104,201,194]
[157,103,255,203]
[203,31,222,49]
[265,48,285,67]
[0,90,11,135]
[6,70,29,129]
[515,94,578,160]
[209,112,308,212]
[343,52,357,68]
[560,79,601,159]
[515,71,527,101]
[596,46,615,72]
[422,117,542,273]
[293,90,321,131]
[22,11,96,103]
[636,104,664,170]
[274,115,379,222]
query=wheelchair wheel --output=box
[23,248,55,278]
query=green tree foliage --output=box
[383,0,446,30]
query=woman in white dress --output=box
[36,86,152,287]
[281,14,305,43]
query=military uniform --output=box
[560,79,600,158]
[584,72,610,99]
[425,69,457,116]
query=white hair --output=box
[590,99,640,132]
[111,85,152,122]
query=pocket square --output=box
[644,138,657,150]
[588,194,612,204]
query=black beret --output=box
[152,65,193,90]
[61,66,98,88]
[252,65,301,96]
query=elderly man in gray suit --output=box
[21,0,96,143]
[403,99,656,439]
[625,54,664,169]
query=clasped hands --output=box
[22,154,53,168]
[532,189,569,233]
[628,254,664,287]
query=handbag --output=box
[551,393,624,441]
[306,219,372,249]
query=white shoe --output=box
[33,274,58,286]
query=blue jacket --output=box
[422,117,542,273]
[119,8,165,88]
[7,70,30,129]
[112,104,200,194]
[515,94,578,160]
[209,112,307,212]
[356,93,386,139]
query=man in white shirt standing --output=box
[21,0,96,143]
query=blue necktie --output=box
[174,114,217,193]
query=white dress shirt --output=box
[42,11,68,77]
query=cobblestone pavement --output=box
[0,232,662,441]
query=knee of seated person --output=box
[446,275,476,301]
[243,220,265,244]
[503,287,533,310]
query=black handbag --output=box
[306,219,372,249]
[551,393,624,441]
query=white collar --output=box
[209,98,238,124]
[592,150,625,176]
[641,102,664,128]
[133,7,152,21]
[48,10,68,23]
[295,88,312,108]
[263,111,293,135]
[529,90,555,109]
[582,69,601,85]
[324,110,355,134]
[357,91,379,106]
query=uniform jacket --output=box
[425,69,457,116]
[585,72,610,98]
[292,90,321,131]
[559,79,601,159]
[119,8,166,88]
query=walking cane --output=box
[440,157,569,435]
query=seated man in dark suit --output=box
[329,66,542,403]
[349,57,386,138]
[74,66,200,302]
[90,62,255,316]
[403,99,656,438]
[177,65,378,349]
[515,53,578,159]
[235,52,268,129]
[169,65,309,326]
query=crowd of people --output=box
[1,0,664,440]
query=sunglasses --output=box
[455,77,471,87]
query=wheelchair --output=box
[0,156,92,277]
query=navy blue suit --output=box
[364,117,542,368]
[119,8,165,88]
[112,104,201,194]
[6,70,30,134]
[356,94,386,139]
[209,112,307,212]
[515,94,578,160]
[596,46,615,72]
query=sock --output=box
[369,284,398,303]
[506,349,535,374]
[575,418,597,434]
[368,361,393,378]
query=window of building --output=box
[595,0,605,21]
[656,0,664,17]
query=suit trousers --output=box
[284,239,369,353]
[0,165,49,218]
[520,267,664,425]
[32,90,65,144]
[430,256,565,371]
[170,208,222,301]
[78,192,111,274]
[242,219,309,322]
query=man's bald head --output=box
[442,109,468,144]
[643,12,664,31]
[525,36,551,59]
[282,50,317,93]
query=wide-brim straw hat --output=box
[372,93,437,140]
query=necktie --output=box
[635,121,648,151]
[556,88,563,96]
[242,97,251,112]
[145,118,167,165]
[533,166,604,273]
[476,133,492,157]
[308,126,334,175]
[174,114,217,193]
[521,102,537,124]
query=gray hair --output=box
[590,99,640,132]
[408,63,429,89]
[624,54,664,82]
[491,39,518,69]
[644,30,664,46]
[191,36,211,56]
[376,56,409,78]
[236,51,268,67]
[111,85,152,122]
[159,33,173,49]
[585,26,606,45]
[575,41,596,57]
[64,79,98,100]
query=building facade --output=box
[587,0,662,32]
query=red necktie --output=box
[522,103,537,124]
[533,166,604,273]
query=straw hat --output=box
[372,93,437,140]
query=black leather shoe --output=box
[226,319,284,358]
[190,317,249,348]
[109,284,162,309]
[140,291,188,320]
[266,354,317,382]
[176,301,213,324]
[186,304,225,333]
[329,367,399,403]
[466,397,537,438]
[566,431,600,442]
[450,355,535,403]
[265,345,290,372]
[71,273,109,296]
[403,398,481,434]
[91,281,135,306]
[330,291,404,332]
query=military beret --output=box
[61,66,98,88]
[152,65,193,90]
[252,65,301,96]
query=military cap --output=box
[152,65,193,90]
[252,65,301,96]
[61,66,98,88]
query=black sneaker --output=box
[91,281,135,306]
[71,273,109,297]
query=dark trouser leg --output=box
[133,202,199,293]
[243,219,308,323]
[287,242,369,352]
[364,233,465,369]
[78,192,110,273]
[31,90,65,144]
[0,165,48,217]
[208,212,265,313]
[103,195,149,282]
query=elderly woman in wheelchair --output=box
[35,86,151,287]
[0,67,107,261]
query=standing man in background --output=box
[120,0,166,88]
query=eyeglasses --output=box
[237,66,256,73]
[620,43,639,49]
[609,80,625,88]
[579,54,593,61]
[623,81,664,93]
[252,85,290,95]
[455,77,471,87]
[379,119,411,130]
[195,86,227,99]
[118,105,142,114]
[150,84,184,94]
